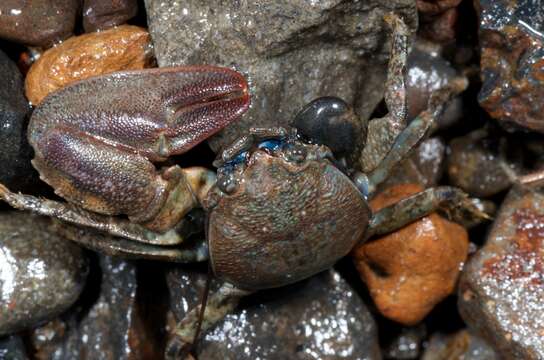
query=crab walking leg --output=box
[383,12,410,125]
[354,77,468,196]
[358,13,410,172]
[0,183,190,245]
[52,222,209,262]
[363,186,490,242]
[165,283,253,359]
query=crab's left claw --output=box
[29,65,250,162]
[26,66,250,231]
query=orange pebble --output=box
[352,183,469,325]
[25,25,154,105]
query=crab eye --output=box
[294,97,360,156]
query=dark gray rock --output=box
[29,256,166,360]
[0,49,38,193]
[422,330,498,360]
[144,0,417,152]
[458,185,544,358]
[0,335,28,360]
[406,44,463,129]
[83,0,138,33]
[447,129,522,197]
[0,0,79,47]
[167,268,381,359]
[0,212,88,336]
[383,325,426,359]
[380,137,446,189]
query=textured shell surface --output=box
[208,150,370,290]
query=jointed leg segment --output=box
[359,13,411,172]
[357,76,468,196]
[364,186,489,242]
[0,183,185,245]
[165,283,253,359]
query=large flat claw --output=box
[29,65,250,162]
[25,66,249,227]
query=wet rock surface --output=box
[25,25,154,105]
[0,0,79,47]
[477,0,544,133]
[0,49,37,193]
[406,45,463,129]
[383,325,426,359]
[0,212,88,336]
[353,184,469,325]
[28,256,166,360]
[167,268,381,359]
[447,129,522,197]
[417,0,461,42]
[422,330,498,360]
[145,0,417,152]
[0,1,542,358]
[0,335,28,359]
[459,185,544,358]
[83,0,139,33]
[381,137,446,189]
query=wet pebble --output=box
[28,255,165,360]
[167,268,381,359]
[447,129,521,197]
[0,0,79,47]
[83,0,138,33]
[477,0,544,133]
[458,184,544,358]
[417,0,461,42]
[0,335,28,359]
[353,184,469,325]
[406,44,463,129]
[422,330,498,360]
[25,25,154,105]
[145,0,417,152]
[0,49,38,193]
[0,212,88,336]
[384,325,426,359]
[381,137,446,189]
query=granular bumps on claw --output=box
[352,183,469,325]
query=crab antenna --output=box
[190,264,213,357]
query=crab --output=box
[1,65,250,260]
[0,13,485,360]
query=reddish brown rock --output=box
[458,185,544,358]
[477,0,544,133]
[417,0,461,42]
[25,25,154,105]
[83,0,138,33]
[352,184,469,325]
[0,0,79,47]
